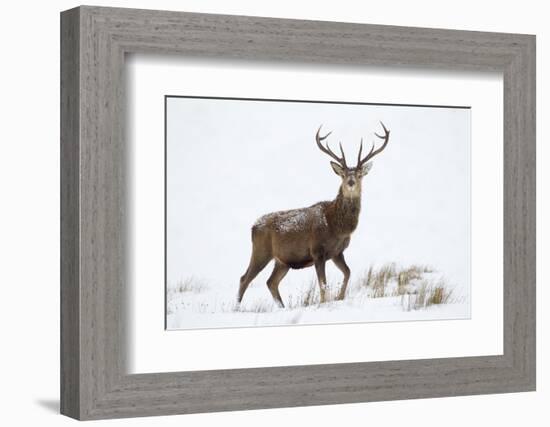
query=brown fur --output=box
[238,181,362,307]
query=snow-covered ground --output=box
[166,264,469,330]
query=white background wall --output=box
[0,0,546,425]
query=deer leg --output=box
[238,252,271,303]
[314,258,328,303]
[266,261,289,308]
[332,252,351,301]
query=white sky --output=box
[166,97,470,296]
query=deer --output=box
[237,122,390,308]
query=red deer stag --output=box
[238,122,390,307]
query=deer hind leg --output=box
[332,252,351,301]
[238,249,271,304]
[266,261,289,308]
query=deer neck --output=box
[327,187,361,235]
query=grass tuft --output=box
[355,263,453,310]
[169,276,208,294]
[287,279,320,309]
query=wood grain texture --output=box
[60,5,536,420]
[60,7,80,419]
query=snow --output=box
[254,204,327,233]
[166,268,469,330]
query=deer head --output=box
[316,122,390,198]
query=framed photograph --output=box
[164,96,471,330]
[61,6,536,420]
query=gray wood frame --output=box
[60,5,536,420]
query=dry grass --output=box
[371,264,396,297]
[169,276,208,294]
[287,279,320,308]
[235,278,333,312]
[409,278,454,310]
[355,263,454,311]
[166,277,209,315]
[286,278,354,308]
[230,279,322,313]
[356,263,433,298]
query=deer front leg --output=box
[314,258,328,303]
[332,252,350,301]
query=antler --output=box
[315,125,348,168]
[357,121,390,167]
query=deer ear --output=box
[330,161,345,177]
[359,162,373,177]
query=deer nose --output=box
[347,179,355,187]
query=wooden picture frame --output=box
[60,5,536,420]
